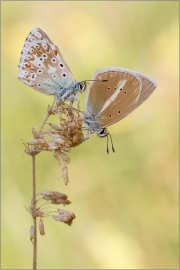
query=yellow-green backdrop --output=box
[2,1,179,269]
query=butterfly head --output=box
[76,82,86,93]
[97,128,108,138]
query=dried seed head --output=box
[23,143,41,156]
[39,219,45,236]
[53,209,76,226]
[23,103,88,183]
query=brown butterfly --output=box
[83,67,157,150]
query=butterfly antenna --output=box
[106,134,109,154]
[81,79,108,84]
[107,131,115,153]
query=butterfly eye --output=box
[59,62,65,69]
[61,72,67,78]
[79,83,86,91]
[51,58,57,63]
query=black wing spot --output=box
[107,87,110,90]
[109,114,112,117]
[124,91,127,94]
[118,111,121,114]
[114,87,116,90]
[61,72,67,78]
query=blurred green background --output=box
[2,1,179,269]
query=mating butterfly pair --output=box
[18,28,157,141]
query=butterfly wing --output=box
[133,72,157,109]
[18,28,75,96]
[86,67,143,128]
[105,71,157,123]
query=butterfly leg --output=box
[82,129,90,142]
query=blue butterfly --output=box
[18,28,86,102]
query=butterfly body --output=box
[83,67,157,137]
[18,28,86,102]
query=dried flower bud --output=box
[28,138,47,146]
[51,199,71,205]
[39,190,69,203]
[53,191,68,200]
[46,141,59,150]
[53,209,76,226]
[30,225,34,243]
[62,165,69,185]
[61,147,71,152]
[39,190,55,197]
[53,149,61,166]
[48,133,66,143]
[60,152,71,164]
[32,128,40,139]
[60,119,67,127]
[48,123,61,131]
[39,219,45,236]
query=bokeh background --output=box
[2,1,179,269]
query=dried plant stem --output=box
[37,112,51,136]
[32,155,37,270]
